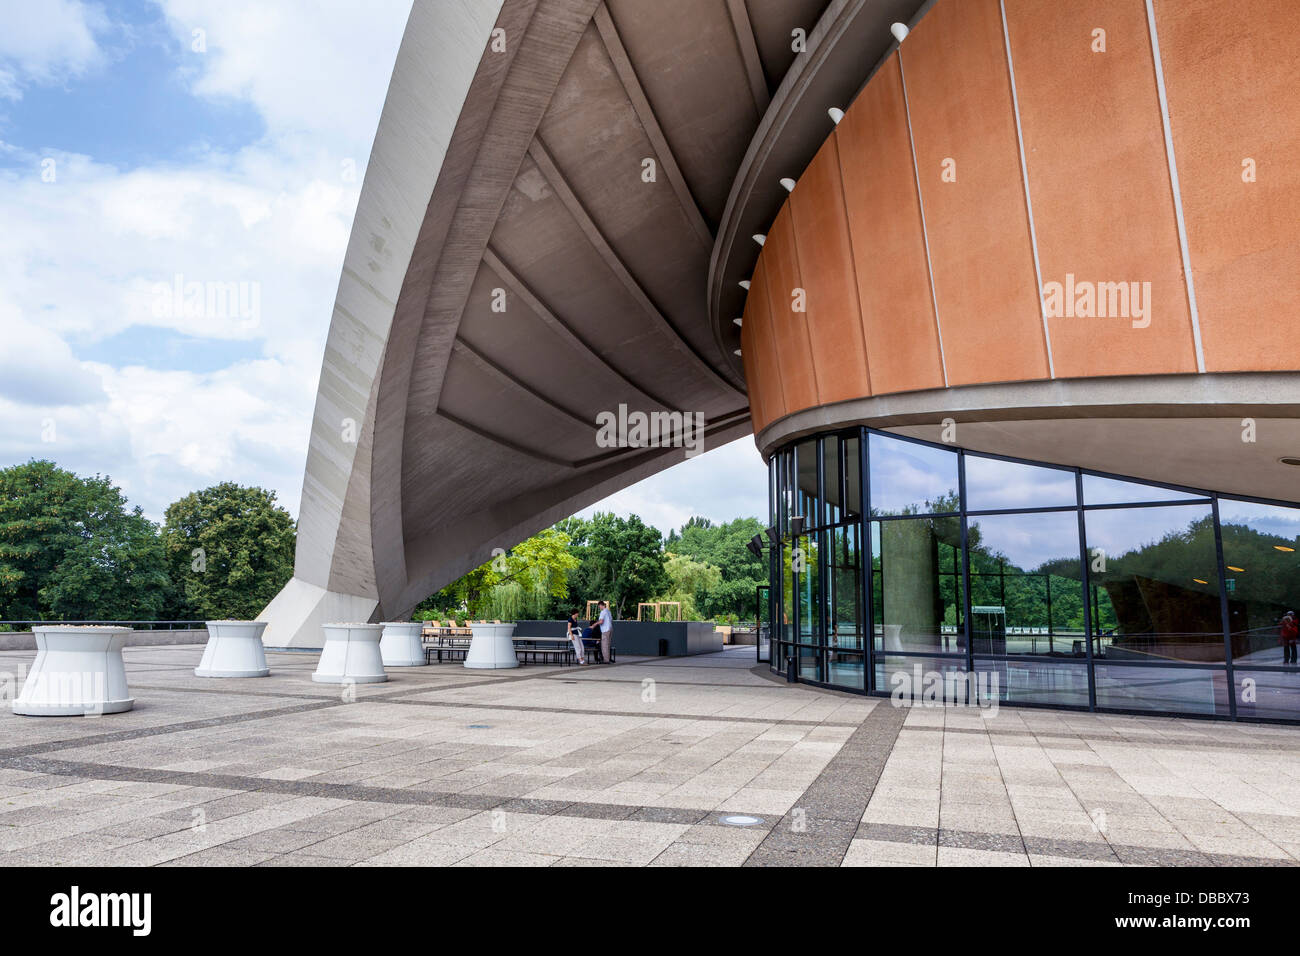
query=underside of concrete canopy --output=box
[261,0,925,647]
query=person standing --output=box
[565,609,586,665]
[598,600,614,665]
[1281,610,1299,665]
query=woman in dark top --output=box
[565,609,586,664]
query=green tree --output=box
[162,483,296,620]
[41,507,171,621]
[566,513,667,618]
[671,516,768,620]
[416,526,580,620]
[0,460,172,621]
[653,553,723,620]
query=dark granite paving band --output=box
[744,701,908,867]
[0,754,762,832]
[124,682,859,728]
[0,699,341,760]
[853,821,1296,868]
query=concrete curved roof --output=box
[261,0,915,646]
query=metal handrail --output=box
[0,620,207,630]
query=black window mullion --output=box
[1076,470,1098,711]
[1212,495,1237,719]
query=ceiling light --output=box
[1276,546,1296,553]
[780,178,796,192]
[733,348,742,356]
[739,280,751,290]
[1193,578,1208,585]
[733,318,743,327]
[828,107,844,125]
[891,22,910,42]
[1227,566,1245,573]
[1280,457,1300,466]
[753,234,766,246]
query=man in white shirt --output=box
[597,600,613,664]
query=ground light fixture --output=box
[721,815,764,827]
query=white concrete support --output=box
[196,621,271,678]
[312,623,388,684]
[379,621,426,666]
[12,626,135,716]
[464,622,519,670]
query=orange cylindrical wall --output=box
[741,0,1300,434]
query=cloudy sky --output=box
[0,0,768,536]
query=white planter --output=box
[12,626,135,716]
[379,621,426,667]
[464,622,519,669]
[196,620,271,678]
[312,623,388,683]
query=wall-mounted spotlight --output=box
[828,107,845,125]
[733,317,743,327]
[779,177,796,192]
[739,279,751,290]
[765,526,778,546]
[790,515,805,537]
[752,234,766,246]
[891,22,909,43]
[746,534,765,558]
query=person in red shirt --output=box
[1280,611,1299,665]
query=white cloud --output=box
[154,0,412,152]
[0,0,107,98]
[579,438,769,534]
[0,2,412,519]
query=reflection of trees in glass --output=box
[1220,517,1300,652]
[1088,514,1219,642]
[869,489,961,519]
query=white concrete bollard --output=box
[195,620,271,678]
[464,622,519,669]
[12,626,135,716]
[312,623,388,683]
[379,621,426,667]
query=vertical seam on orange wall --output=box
[999,0,1056,379]
[1145,0,1207,373]
[785,208,823,407]
[896,52,949,388]
[829,131,873,395]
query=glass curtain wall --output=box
[768,427,1300,721]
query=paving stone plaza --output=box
[2,644,1297,868]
